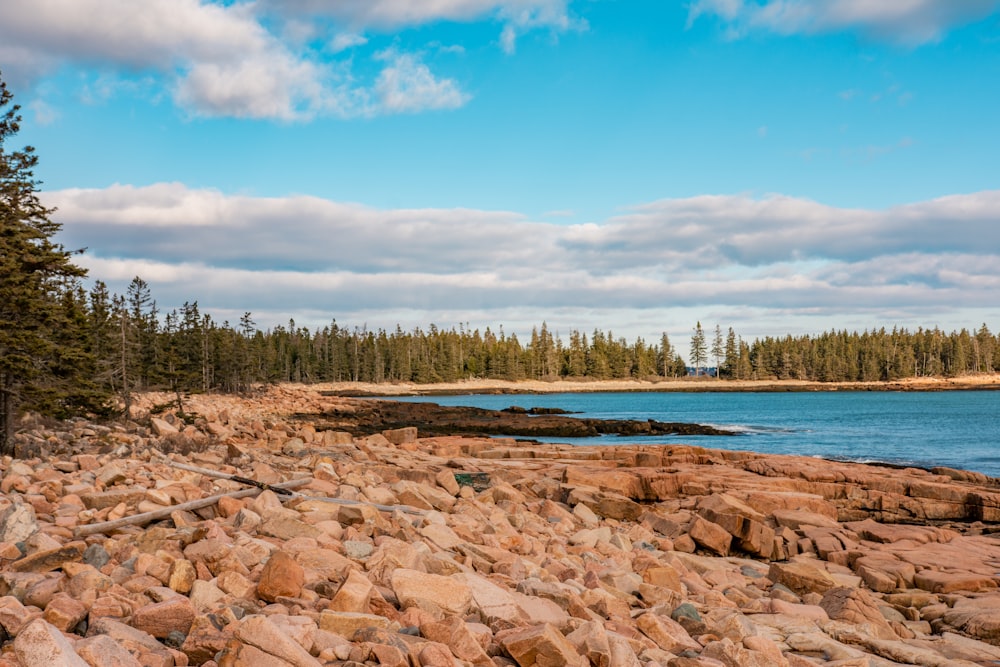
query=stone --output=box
[768,560,838,596]
[635,612,701,653]
[257,551,304,602]
[182,614,234,665]
[130,596,195,639]
[318,610,395,636]
[499,623,588,667]
[420,615,493,666]
[168,559,197,594]
[233,615,322,667]
[13,618,90,667]
[391,568,472,618]
[328,568,374,613]
[74,634,143,667]
[382,427,418,445]
[688,516,732,556]
[914,569,998,594]
[267,614,317,653]
[12,542,86,573]
[42,593,88,632]
[457,572,527,625]
[150,418,179,436]
[819,587,897,640]
[0,595,35,636]
[0,502,39,543]
[565,620,612,667]
[419,642,461,667]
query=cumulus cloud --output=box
[47,184,1000,339]
[689,0,1000,44]
[374,49,471,113]
[0,0,470,119]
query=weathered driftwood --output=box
[74,478,309,537]
[160,457,428,516]
[160,458,300,495]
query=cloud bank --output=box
[47,184,1000,340]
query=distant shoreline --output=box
[316,374,1000,396]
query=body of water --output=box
[389,390,1000,477]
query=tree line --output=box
[3,71,999,454]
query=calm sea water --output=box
[389,391,1000,478]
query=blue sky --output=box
[5,0,1000,357]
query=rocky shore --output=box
[2,384,1000,666]
[303,397,737,439]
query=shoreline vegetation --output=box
[316,373,1000,396]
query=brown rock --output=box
[391,568,472,618]
[318,610,395,636]
[218,639,296,667]
[687,516,732,556]
[13,618,89,667]
[565,620,612,667]
[233,615,321,667]
[74,635,143,667]
[383,427,418,445]
[131,595,195,639]
[499,623,588,667]
[257,551,304,602]
[0,502,39,543]
[168,559,197,594]
[420,616,492,666]
[914,569,998,594]
[328,568,374,613]
[182,614,234,664]
[418,642,461,666]
[43,593,88,632]
[0,595,36,635]
[768,560,838,595]
[635,612,701,654]
[12,542,86,573]
[820,587,897,640]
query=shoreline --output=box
[314,373,1000,396]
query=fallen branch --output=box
[74,478,309,537]
[159,457,427,515]
[159,458,299,495]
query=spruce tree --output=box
[0,71,100,455]
[690,322,707,376]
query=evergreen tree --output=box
[0,72,103,454]
[711,324,724,378]
[690,322,707,376]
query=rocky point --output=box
[0,384,999,666]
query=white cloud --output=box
[0,0,470,120]
[689,0,1000,44]
[331,33,369,53]
[261,0,585,54]
[47,184,1000,341]
[374,49,471,113]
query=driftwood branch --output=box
[74,478,309,537]
[160,458,301,495]
[159,457,427,516]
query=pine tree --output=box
[690,322,707,376]
[0,72,101,454]
[711,324,724,378]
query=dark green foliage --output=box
[0,72,108,453]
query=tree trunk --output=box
[0,373,16,457]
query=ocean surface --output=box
[388,390,1000,478]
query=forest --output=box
[3,71,999,454]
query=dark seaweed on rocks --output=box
[296,399,737,438]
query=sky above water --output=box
[6,0,1000,354]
